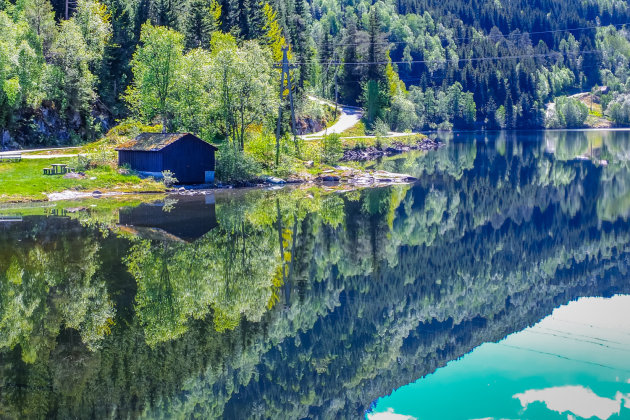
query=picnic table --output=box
[44,163,74,175]
[51,163,68,174]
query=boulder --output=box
[265,176,286,184]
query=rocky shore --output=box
[341,137,444,161]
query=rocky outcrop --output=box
[2,103,112,150]
[341,137,444,161]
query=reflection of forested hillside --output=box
[2,134,630,419]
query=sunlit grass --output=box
[0,158,165,203]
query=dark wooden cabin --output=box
[116,133,218,184]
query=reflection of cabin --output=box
[118,195,218,242]
[115,133,218,184]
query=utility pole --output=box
[274,46,299,165]
[65,0,76,20]
[333,54,340,121]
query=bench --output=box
[0,153,21,162]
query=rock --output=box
[265,176,286,184]
[304,161,314,168]
[1,130,11,150]
[179,187,186,192]
[320,175,340,182]
[92,191,102,196]
[322,169,335,173]
[63,172,85,179]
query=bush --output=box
[608,94,630,125]
[161,170,178,186]
[388,94,417,132]
[372,118,390,137]
[71,154,93,172]
[246,132,277,164]
[216,146,262,183]
[546,96,589,128]
[320,133,343,164]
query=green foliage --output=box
[125,23,184,131]
[320,133,343,164]
[161,170,178,186]
[183,0,221,48]
[407,83,477,130]
[608,94,630,125]
[216,145,262,183]
[546,96,589,128]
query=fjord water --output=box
[1,130,630,419]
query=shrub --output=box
[161,170,178,187]
[373,118,390,137]
[320,133,343,164]
[546,96,589,128]
[216,146,262,183]
[608,94,630,125]
[71,154,93,171]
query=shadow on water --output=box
[1,130,630,418]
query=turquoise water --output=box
[368,296,630,420]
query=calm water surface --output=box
[1,130,630,419]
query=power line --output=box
[325,22,630,47]
[285,48,604,65]
[498,342,630,373]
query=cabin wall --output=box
[162,136,215,184]
[118,151,163,172]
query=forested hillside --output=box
[1,0,630,149]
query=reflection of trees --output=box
[5,134,630,418]
[546,130,590,161]
[0,218,114,364]
[597,132,630,221]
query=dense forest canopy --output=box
[0,0,630,149]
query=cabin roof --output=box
[115,133,218,152]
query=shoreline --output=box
[0,137,442,205]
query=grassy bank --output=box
[0,158,165,203]
[1,115,428,203]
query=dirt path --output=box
[302,96,364,139]
[1,147,80,160]
[302,96,420,139]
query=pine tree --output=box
[150,0,178,28]
[340,17,363,104]
[184,0,220,48]
[288,0,311,89]
[320,31,334,98]
[367,9,386,82]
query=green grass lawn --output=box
[0,158,165,203]
[339,121,367,137]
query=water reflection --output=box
[1,130,630,419]
[369,295,630,419]
[118,195,218,242]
